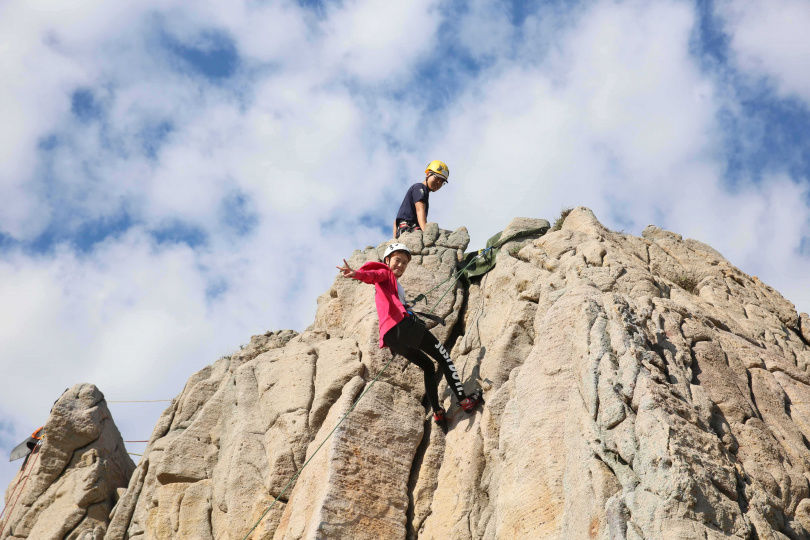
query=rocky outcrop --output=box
[107,223,471,539]
[434,210,810,539]
[107,208,810,539]
[0,384,135,539]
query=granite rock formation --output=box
[0,384,135,539]
[90,209,810,538]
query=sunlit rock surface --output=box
[1,384,134,540]
[105,208,810,539]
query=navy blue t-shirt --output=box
[396,182,430,225]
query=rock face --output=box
[0,384,135,539]
[107,208,810,539]
[107,224,470,540]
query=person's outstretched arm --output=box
[337,259,387,283]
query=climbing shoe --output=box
[460,390,482,413]
[432,408,446,423]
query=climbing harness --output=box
[396,222,422,238]
[411,311,445,326]
[0,438,43,536]
[241,353,398,540]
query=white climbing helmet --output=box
[383,243,411,261]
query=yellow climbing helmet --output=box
[425,160,449,181]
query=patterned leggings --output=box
[384,316,466,412]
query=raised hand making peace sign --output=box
[336,259,355,278]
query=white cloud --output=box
[321,0,442,83]
[0,233,214,410]
[437,1,716,236]
[434,0,810,318]
[673,176,810,314]
[0,8,86,237]
[0,0,424,496]
[0,0,175,239]
[717,0,810,102]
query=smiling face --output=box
[385,251,411,278]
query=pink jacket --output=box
[353,261,407,348]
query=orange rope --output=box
[0,442,42,536]
[0,452,32,522]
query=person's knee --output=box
[414,353,434,373]
[423,360,435,375]
[402,349,432,372]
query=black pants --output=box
[384,316,466,412]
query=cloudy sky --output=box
[1,0,809,496]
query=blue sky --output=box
[2,0,809,498]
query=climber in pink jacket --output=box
[337,243,481,424]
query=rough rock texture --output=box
[0,384,135,539]
[107,225,470,539]
[108,209,810,539]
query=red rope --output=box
[0,450,33,522]
[0,442,42,536]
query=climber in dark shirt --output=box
[393,160,449,238]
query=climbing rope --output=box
[409,274,454,305]
[411,223,545,307]
[0,440,43,536]
[241,353,398,540]
[412,247,493,314]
